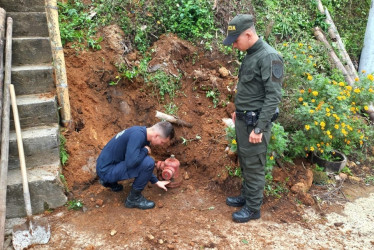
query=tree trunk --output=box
[155,111,192,127]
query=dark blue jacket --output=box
[96,126,158,183]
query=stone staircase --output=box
[0,0,67,218]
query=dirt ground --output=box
[5,26,374,249]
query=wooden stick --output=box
[313,27,354,85]
[0,17,13,249]
[155,111,192,127]
[45,0,72,128]
[10,84,33,216]
[316,0,358,81]
[0,8,6,134]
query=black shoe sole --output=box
[125,202,155,210]
[232,213,261,223]
[226,200,245,207]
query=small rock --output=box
[159,239,164,244]
[96,199,104,206]
[184,171,190,180]
[167,244,175,249]
[110,229,117,236]
[158,202,164,208]
[187,185,194,191]
[127,52,137,61]
[348,176,362,183]
[334,222,344,227]
[148,234,155,240]
[90,198,94,202]
[218,67,229,78]
[190,242,195,247]
[339,173,348,180]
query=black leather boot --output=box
[226,195,246,207]
[232,206,261,223]
[125,188,155,210]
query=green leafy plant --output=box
[264,175,289,198]
[147,70,181,101]
[206,89,220,108]
[226,166,242,178]
[66,199,84,210]
[340,166,352,176]
[266,123,290,173]
[225,126,237,153]
[59,134,69,166]
[60,174,70,193]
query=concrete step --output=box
[0,0,45,12]
[12,65,55,95]
[9,124,60,160]
[12,37,52,66]
[8,12,49,37]
[10,93,58,129]
[6,164,67,218]
[8,149,60,170]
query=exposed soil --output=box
[5,25,374,249]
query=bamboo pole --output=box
[313,27,354,85]
[316,0,359,81]
[45,0,72,128]
[0,17,13,249]
[0,8,6,134]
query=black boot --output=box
[232,206,261,223]
[226,195,246,207]
[99,179,123,192]
[125,188,155,210]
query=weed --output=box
[226,166,242,178]
[164,102,178,115]
[66,199,84,210]
[340,166,352,176]
[264,175,289,198]
[59,134,69,166]
[60,174,70,193]
[365,175,374,185]
[180,135,201,146]
[206,89,220,108]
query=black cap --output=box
[223,14,254,46]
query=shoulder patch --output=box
[271,60,283,82]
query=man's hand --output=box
[144,146,151,155]
[231,112,236,123]
[155,181,170,191]
[249,130,263,143]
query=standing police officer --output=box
[223,14,283,223]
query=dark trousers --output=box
[235,119,271,211]
[99,156,155,190]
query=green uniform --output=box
[235,38,283,211]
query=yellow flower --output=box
[303,102,308,106]
[310,146,315,151]
[309,55,313,58]
[350,107,356,112]
[341,123,346,127]
[354,88,361,93]
[369,88,373,93]
[311,99,316,103]
[351,102,356,105]
[300,89,305,94]
[314,121,318,125]
[360,141,363,145]
[325,108,330,112]
[308,45,312,49]
[270,156,274,160]
[307,75,313,81]
[368,74,374,81]
[298,43,304,47]
[364,106,369,111]
[328,135,333,139]
[362,70,366,73]
[347,140,350,145]
[157,20,161,24]
[334,124,339,129]
[339,82,345,87]
[320,121,326,127]
[232,139,237,145]
[309,110,315,114]
[298,97,303,102]
[283,43,288,47]
[326,113,331,117]
[317,143,320,147]
[345,86,352,91]
[312,91,318,96]
[294,55,297,59]
[354,77,359,82]
[326,130,331,135]
[305,125,310,130]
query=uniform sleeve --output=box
[124,131,149,169]
[256,53,283,130]
[150,174,158,184]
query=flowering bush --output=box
[281,43,374,159]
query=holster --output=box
[236,111,258,126]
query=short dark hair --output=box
[154,121,175,140]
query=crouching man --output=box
[96,121,175,210]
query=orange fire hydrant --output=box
[156,155,182,188]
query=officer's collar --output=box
[246,38,263,55]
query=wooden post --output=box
[313,27,354,85]
[316,0,359,81]
[0,8,6,134]
[0,17,13,249]
[45,0,72,128]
